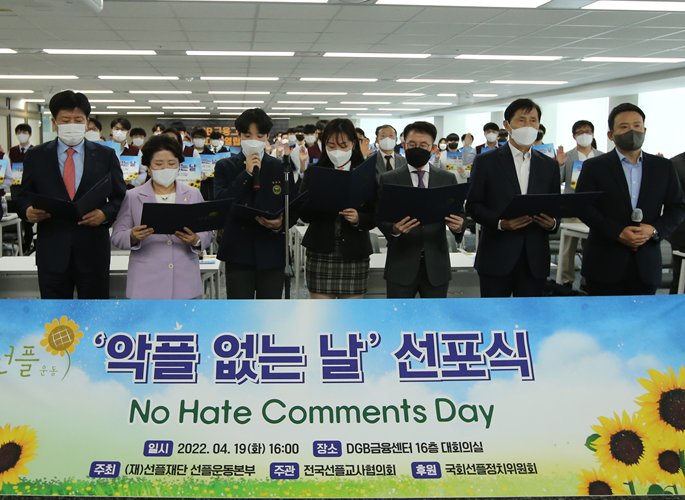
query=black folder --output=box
[140,199,232,234]
[500,192,602,219]
[28,175,111,221]
[304,156,377,212]
[231,190,308,220]
[377,183,470,225]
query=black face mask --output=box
[613,130,645,151]
[295,133,305,142]
[448,142,459,150]
[405,147,432,168]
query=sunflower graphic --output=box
[40,316,83,380]
[0,424,38,489]
[641,436,685,489]
[637,366,685,450]
[577,468,626,496]
[592,411,651,482]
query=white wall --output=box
[639,87,685,159]
[442,111,491,142]
[546,97,610,153]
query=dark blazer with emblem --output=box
[214,152,298,270]
[377,164,462,287]
[576,149,685,287]
[16,138,127,273]
[465,145,560,279]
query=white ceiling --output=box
[2,0,685,121]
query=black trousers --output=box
[386,256,449,299]
[226,264,284,299]
[585,254,657,296]
[671,253,683,294]
[478,253,546,298]
[38,264,110,299]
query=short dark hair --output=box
[608,102,645,130]
[130,127,146,137]
[141,134,184,167]
[572,120,595,135]
[446,133,460,142]
[15,123,31,134]
[355,127,366,138]
[163,128,183,145]
[234,108,273,135]
[315,120,328,131]
[209,131,224,140]
[110,117,131,130]
[403,121,437,143]
[375,124,397,138]
[168,120,186,133]
[191,127,207,139]
[504,98,542,123]
[318,118,365,169]
[49,90,91,118]
[303,124,317,134]
[538,123,546,134]
[88,117,102,131]
[483,122,499,133]
[152,123,166,133]
[461,133,474,142]
[438,137,447,143]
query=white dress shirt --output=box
[508,142,531,195]
[408,164,430,188]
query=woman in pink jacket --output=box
[111,135,213,299]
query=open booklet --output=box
[303,156,377,212]
[27,175,112,221]
[377,183,470,225]
[140,199,232,234]
[500,192,602,219]
[231,190,308,221]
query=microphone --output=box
[252,165,261,190]
[631,208,643,227]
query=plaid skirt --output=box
[305,248,370,295]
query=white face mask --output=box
[211,139,223,148]
[287,134,297,144]
[485,132,498,143]
[193,138,206,149]
[304,134,317,145]
[112,129,127,142]
[280,138,288,145]
[327,148,352,168]
[439,143,447,151]
[17,133,30,144]
[85,130,101,142]
[379,137,396,151]
[241,139,265,157]
[153,131,163,136]
[132,137,145,148]
[151,167,179,188]
[57,123,86,147]
[509,126,538,147]
[575,133,593,148]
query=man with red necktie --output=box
[16,90,127,299]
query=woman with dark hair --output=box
[111,135,213,299]
[300,118,376,299]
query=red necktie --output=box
[64,147,76,200]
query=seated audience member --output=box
[111,135,213,299]
[16,90,127,299]
[466,98,560,298]
[214,108,298,299]
[576,103,685,296]
[377,121,465,298]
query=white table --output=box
[674,250,685,294]
[0,255,221,299]
[369,251,475,269]
[555,221,589,284]
[0,213,23,256]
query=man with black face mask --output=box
[576,102,685,295]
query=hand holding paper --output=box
[501,216,533,231]
[78,209,106,227]
[393,216,420,235]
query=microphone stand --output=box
[283,156,292,299]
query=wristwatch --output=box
[652,228,659,240]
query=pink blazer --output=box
[111,180,214,299]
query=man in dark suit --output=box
[378,121,465,298]
[669,150,685,293]
[8,123,33,164]
[17,90,127,299]
[576,103,685,295]
[466,98,560,298]
[373,124,407,178]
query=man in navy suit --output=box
[576,103,685,295]
[466,98,560,297]
[17,91,127,299]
